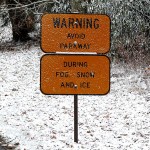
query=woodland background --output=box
[0,0,149,66]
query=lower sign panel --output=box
[40,55,110,95]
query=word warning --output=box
[41,14,110,53]
[40,55,110,95]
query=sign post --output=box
[74,95,78,143]
[40,54,110,143]
[40,14,111,143]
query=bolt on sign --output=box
[40,55,110,95]
[41,14,110,53]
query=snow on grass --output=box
[0,23,12,43]
[0,45,149,150]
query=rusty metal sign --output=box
[40,55,110,95]
[41,14,110,53]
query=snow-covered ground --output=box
[0,44,149,150]
[0,27,150,149]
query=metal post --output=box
[74,94,78,143]
[71,0,79,143]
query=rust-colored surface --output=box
[41,14,110,53]
[40,55,110,95]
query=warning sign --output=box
[41,14,110,53]
[40,55,110,95]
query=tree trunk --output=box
[6,0,35,42]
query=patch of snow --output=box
[0,23,12,42]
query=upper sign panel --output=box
[41,14,110,53]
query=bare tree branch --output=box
[0,0,54,14]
